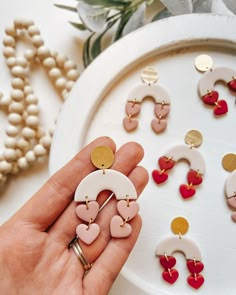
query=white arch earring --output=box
[195,54,236,116]
[156,217,205,289]
[222,153,236,222]
[152,130,205,199]
[74,146,139,245]
[123,67,171,134]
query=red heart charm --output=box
[179,184,196,199]
[187,260,204,274]
[228,79,236,92]
[202,90,218,105]
[187,274,204,289]
[214,99,228,116]
[159,255,176,269]
[187,170,203,185]
[158,156,175,170]
[152,170,168,184]
[162,269,179,284]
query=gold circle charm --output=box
[141,67,158,84]
[171,217,189,236]
[222,153,236,172]
[195,54,213,72]
[91,146,114,169]
[185,130,203,147]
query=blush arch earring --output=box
[123,67,171,134]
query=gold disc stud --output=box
[222,153,236,172]
[185,130,203,148]
[91,146,114,170]
[195,54,213,72]
[171,217,189,236]
[141,67,158,84]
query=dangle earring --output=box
[74,146,139,245]
[123,67,171,134]
[152,130,205,199]
[195,54,236,116]
[222,153,236,222]
[156,217,205,289]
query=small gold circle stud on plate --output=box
[171,217,189,236]
[222,153,236,172]
[185,130,203,148]
[141,67,158,84]
[91,146,114,169]
[195,54,213,72]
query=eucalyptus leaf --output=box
[122,3,146,36]
[193,0,211,12]
[69,21,87,30]
[160,0,193,14]
[54,4,77,13]
[80,0,130,9]
[152,8,172,21]
[113,10,134,41]
[83,33,95,67]
[77,2,108,33]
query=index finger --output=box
[9,136,116,231]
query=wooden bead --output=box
[35,127,45,139]
[0,160,12,174]
[11,66,28,78]
[6,125,20,137]
[32,35,44,47]
[3,148,17,161]
[56,53,67,67]
[24,85,33,95]
[26,115,39,128]
[66,69,79,81]
[66,81,75,91]
[40,135,52,149]
[27,25,40,36]
[0,96,11,106]
[4,137,17,149]
[9,102,24,113]
[17,157,29,170]
[24,49,36,61]
[49,68,62,79]
[3,36,15,47]
[61,89,68,100]
[11,89,24,102]
[43,57,56,68]
[15,148,23,158]
[0,174,7,184]
[12,78,25,89]
[55,77,66,89]
[27,105,39,115]
[64,60,76,71]
[25,150,36,163]
[8,113,22,125]
[3,46,15,58]
[15,57,28,67]
[5,25,16,36]
[37,46,50,58]
[22,127,36,140]
[17,138,30,150]
[14,17,31,28]
[34,144,47,156]
[25,94,38,104]
[11,164,20,175]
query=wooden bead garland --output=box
[0,18,80,185]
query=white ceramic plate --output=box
[50,14,236,295]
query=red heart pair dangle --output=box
[152,130,205,199]
[123,67,171,134]
[156,217,205,290]
[195,54,236,116]
[222,153,236,222]
[74,146,139,245]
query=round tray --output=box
[50,14,236,295]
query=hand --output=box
[0,137,148,295]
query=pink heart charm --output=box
[75,201,99,223]
[110,215,132,238]
[154,104,170,118]
[117,200,139,221]
[151,118,167,134]
[123,117,138,132]
[125,102,141,116]
[76,223,100,245]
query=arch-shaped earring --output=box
[222,153,236,222]
[195,54,236,116]
[156,217,205,289]
[74,146,139,245]
[123,67,171,134]
[152,130,205,199]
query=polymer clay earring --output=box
[156,217,205,289]
[195,54,236,116]
[74,146,139,245]
[222,153,236,222]
[152,130,205,199]
[123,67,171,134]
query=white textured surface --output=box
[50,14,236,295]
[74,170,137,202]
